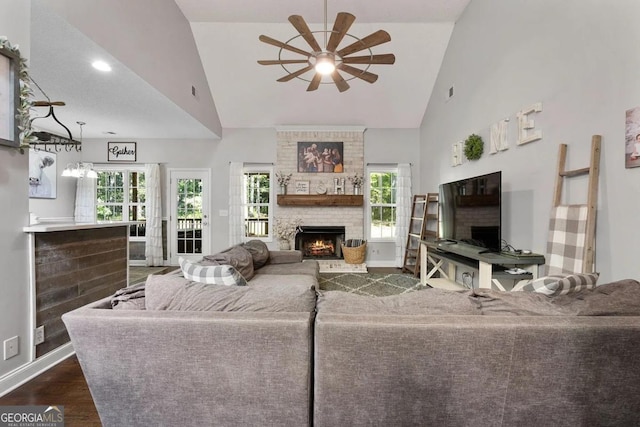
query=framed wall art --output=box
[625,106,640,169]
[0,43,20,148]
[28,148,57,199]
[297,141,343,173]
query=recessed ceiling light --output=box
[92,60,112,72]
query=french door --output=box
[169,169,210,264]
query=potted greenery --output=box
[273,217,302,250]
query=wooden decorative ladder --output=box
[402,193,439,276]
[548,135,601,274]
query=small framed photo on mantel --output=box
[294,181,310,194]
[108,142,136,162]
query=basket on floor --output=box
[341,240,366,264]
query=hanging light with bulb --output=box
[60,122,98,179]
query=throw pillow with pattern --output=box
[179,257,248,286]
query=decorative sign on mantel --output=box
[108,142,137,162]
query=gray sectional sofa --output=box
[63,247,640,426]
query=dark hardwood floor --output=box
[0,266,408,426]
[0,355,101,426]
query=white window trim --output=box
[366,165,398,243]
[242,164,274,242]
[94,164,146,242]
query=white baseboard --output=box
[0,343,75,398]
[366,260,400,268]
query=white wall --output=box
[420,0,640,283]
[42,0,222,137]
[0,0,32,379]
[365,128,421,265]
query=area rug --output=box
[317,260,368,273]
[319,272,424,296]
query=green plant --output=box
[464,134,484,160]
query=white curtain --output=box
[145,163,163,266]
[229,162,244,246]
[74,178,96,223]
[395,163,412,267]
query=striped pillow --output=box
[513,273,599,296]
[179,257,248,286]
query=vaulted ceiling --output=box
[27,0,471,139]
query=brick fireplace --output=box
[276,127,365,241]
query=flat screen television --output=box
[439,171,502,252]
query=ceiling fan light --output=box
[315,54,335,75]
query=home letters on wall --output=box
[517,102,543,145]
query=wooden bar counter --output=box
[23,222,131,358]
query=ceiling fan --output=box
[258,0,395,92]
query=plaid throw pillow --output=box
[513,273,599,296]
[179,257,248,286]
[554,272,599,295]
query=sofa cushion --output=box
[202,245,254,281]
[316,288,481,315]
[473,288,577,316]
[242,239,270,269]
[145,273,316,312]
[551,279,640,316]
[179,257,248,286]
[512,272,599,296]
[257,260,319,277]
[249,273,318,290]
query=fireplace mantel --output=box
[277,194,363,207]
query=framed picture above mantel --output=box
[297,141,343,173]
[108,142,136,162]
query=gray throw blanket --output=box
[111,282,146,310]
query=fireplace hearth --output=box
[295,226,345,259]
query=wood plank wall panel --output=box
[34,226,128,358]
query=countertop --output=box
[23,221,133,233]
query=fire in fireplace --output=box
[295,226,345,259]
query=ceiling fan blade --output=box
[342,53,396,65]
[258,59,310,65]
[326,12,356,52]
[337,63,378,83]
[331,71,350,92]
[288,15,322,52]
[277,65,314,82]
[33,101,66,107]
[337,30,391,57]
[259,35,312,57]
[307,73,322,91]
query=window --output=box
[368,168,398,240]
[243,166,273,240]
[95,167,146,240]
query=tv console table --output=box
[419,240,546,291]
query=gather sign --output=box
[107,142,137,162]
